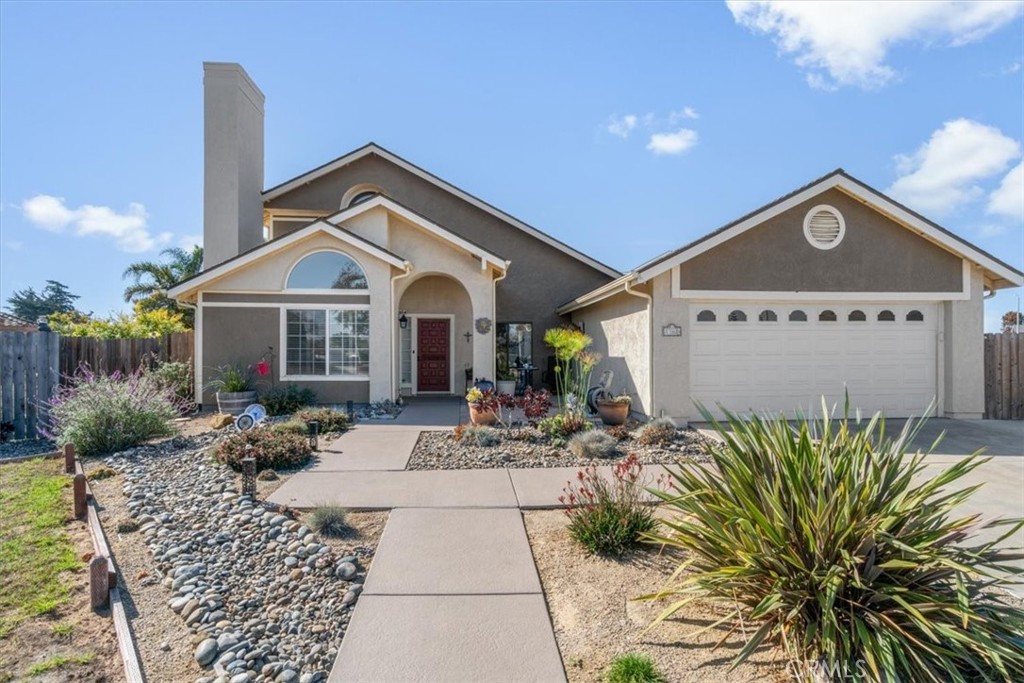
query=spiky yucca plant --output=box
[643,403,1024,683]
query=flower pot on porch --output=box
[596,401,630,426]
[216,390,258,416]
[469,404,498,426]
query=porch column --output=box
[469,288,495,387]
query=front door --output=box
[417,318,450,393]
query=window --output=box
[286,309,369,377]
[728,310,747,322]
[789,310,807,322]
[878,310,896,322]
[348,191,378,207]
[758,309,778,322]
[906,310,924,322]
[803,205,845,250]
[848,310,867,322]
[287,251,368,290]
[818,310,837,322]
[697,309,716,322]
[496,323,533,378]
[399,325,412,385]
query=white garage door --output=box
[689,303,938,419]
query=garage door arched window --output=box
[758,309,778,322]
[287,251,369,290]
[727,310,747,322]
[789,310,807,322]
[848,310,867,322]
[878,310,896,322]
[818,310,837,322]
[697,309,716,322]
[906,310,924,322]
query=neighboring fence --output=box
[1,330,194,439]
[984,331,1022,420]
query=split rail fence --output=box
[983,331,1022,420]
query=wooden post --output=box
[90,555,109,609]
[64,443,76,474]
[73,473,87,519]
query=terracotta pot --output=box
[596,401,630,426]
[216,390,257,416]
[469,404,498,426]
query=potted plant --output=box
[207,364,257,415]
[465,387,499,426]
[495,368,516,397]
[596,394,631,426]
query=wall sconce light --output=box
[464,331,473,343]
[398,311,408,330]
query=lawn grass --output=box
[26,652,95,676]
[0,458,80,639]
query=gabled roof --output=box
[559,168,1023,314]
[0,311,34,327]
[262,142,620,279]
[168,220,409,300]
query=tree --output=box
[48,308,188,338]
[6,280,80,321]
[123,245,203,327]
[1002,310,1023,333]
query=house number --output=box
[662,324,682,337]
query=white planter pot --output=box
[496,380,516,396]
[216,390,257,416]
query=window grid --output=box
[286,309,369,377]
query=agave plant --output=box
[643,403,1024,683]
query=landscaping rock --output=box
[195,638,219,666]
[210,413,235,429]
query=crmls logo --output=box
[786,659,870,681]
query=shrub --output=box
[215,428,312,471]
[116,519,140,533]
[294,408,349,433]
[147,358,194,405]
[462,425,501,447]
[45,366,180,456]
[538,413,591,440]
[604,653,664,683]
[452,423,467,442]
[256,469,279,481]
[606,425,632,442]
[270,419,309,436]
[206,364,255,393]
[560,454,658,555]
[88,466,118,481]
[262,385,317,416]
[307,504,354,538]
[635,417,676,446]
[567,430,617,458]
[645,406,1024,681]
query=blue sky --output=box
[1,1,1022,329]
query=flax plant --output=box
[642,402,1024,683]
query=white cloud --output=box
[727,1,1023,89]
[178,234,203,250]
[977,224,1009,238]
[1004,60,1022,74]
[987,162,1024,220]
[670,106,700,122]
[607,114,638,138]
[887,119,1021,215]
[20,195,171,253]
[646,128,699,155]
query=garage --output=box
[688,302,938,419]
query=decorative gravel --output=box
[0,437,57,461]
[407,427,713,470]
[102,433,373,683]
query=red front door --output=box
[417,318,450,392]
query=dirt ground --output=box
[0,460,121,683]
[524,510,789,683]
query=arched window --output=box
[287,251,368,290]
[758,310,778,322]
[878,310,896,322]
[728,310,747,322]
[341,183,385,209]
[348,191,378,207]
[818,310,837,322]
[906,310,924,322]
[697,309,716,322]
[789,310,807,322]
[848,310,866,322]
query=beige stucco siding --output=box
[398,275,474,393]
[649,272,690,422]
[679,189,963,292]
[943,265,985,418]
[265,153,613,374]
[570,288,651,415]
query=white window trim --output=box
[341,183,385,209]
[803,204,846,250]
[279,306,372,382]
[408,314,456,395]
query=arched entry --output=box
[397,274,473,395]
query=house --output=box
[168,63,617,405]
[561,171,1023,422]
[0,311,38,332]
[171,62,1022,421]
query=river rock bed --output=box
[407,427,713,470]
[102,434,373,683]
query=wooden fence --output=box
[1,330,194,439]
[984,331,1022,420]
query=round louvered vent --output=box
[803,205,845,250]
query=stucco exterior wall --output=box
[679,189,963,292]
[399,275,474,394]
[569,288,651,416]
[649,272,691,423]
[943,265,985,418]
[265,153,613,375]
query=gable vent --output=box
[803,205,845,250]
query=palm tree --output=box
[123,245,203,327]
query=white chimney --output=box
[203,62,265,269]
